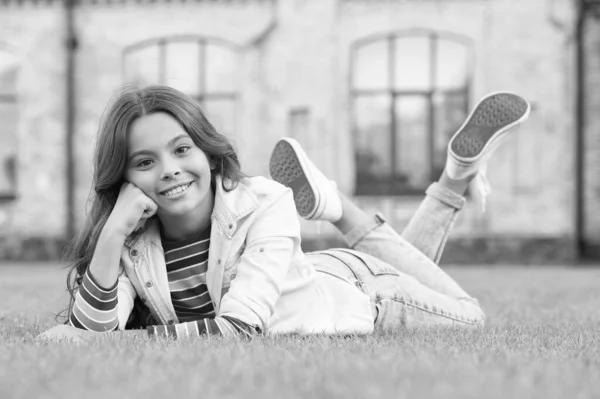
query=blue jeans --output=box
[308,182,485,330]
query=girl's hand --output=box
[105,182,158,238]
[38,325,148,343]
[38,324,97,343]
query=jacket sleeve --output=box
[218,188,300,331]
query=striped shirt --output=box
[162,227,215,322]
[69,224,259,338]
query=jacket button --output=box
[146,281,153,288]
[217,259,221,265]
[230,273,237,279]
[130,249,138,257]
[141,297,147,303]
[167,320,175,325]
[228,224,233,229]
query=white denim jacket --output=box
[115,175,374,335]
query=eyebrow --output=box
[128,134,191,161]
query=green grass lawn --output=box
[2,263,600,399]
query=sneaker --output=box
[446,92,530,211]
[269,138,343,222]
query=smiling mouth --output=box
[160,182,193,197]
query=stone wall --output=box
[582,10,600,254]
[0,6,68,258]
[0,0,582,261]
[69,1,276,226]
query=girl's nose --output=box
[161,169,181,180]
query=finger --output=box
[143,198,158,217]
[140,211,152,220]
[135,201,157,232]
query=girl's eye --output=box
[176,145,190,155]
[136,159,153,168]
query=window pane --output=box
[205,44,237,94]
[166,41,201,96]
[202,99,236,136]
[394,37,431,91]
[432,91,469,174]
[354,95,392,178]
[353,40,389,90]
[395,96,430,188]
[436,40,470,90]
[0,102,18,192]
[124,45,160,87]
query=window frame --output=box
[350,29,474,196]
[121,35,239,122]
[0,47,19,202]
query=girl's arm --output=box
[40,315,253,341]
[69,224,141,332]
[69,248,137,332]
[69,265,119,331]
[69,230,125,331]
[86,182,157,288]
[70,182,155,331]
[85,230,126,291]
[145,316,258,339]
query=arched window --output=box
[123,37,238,136]
[0,49,19,200]
[351,31,473,195]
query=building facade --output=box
[0,0,597,262]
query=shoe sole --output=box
[269,140,317,218]
[449,92,530,160]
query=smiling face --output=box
[125,112,214,221]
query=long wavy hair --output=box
[58,85,244,322]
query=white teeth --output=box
[162,183,191,197]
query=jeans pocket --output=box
[334,249,399,276]
[308,252,356,284]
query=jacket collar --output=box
[211,175,259,235]
[124,174,259,248]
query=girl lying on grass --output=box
[42,86,529,340]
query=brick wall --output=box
[0,6,67,258]
[0,0,581,260]
[582,12,600,250]
[70,1,276,227]
[272,0,576,243]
